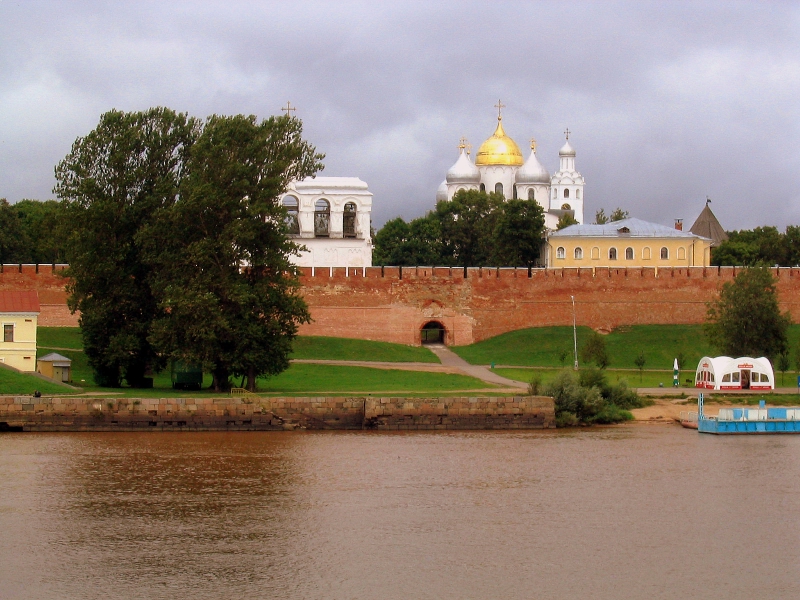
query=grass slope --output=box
[290,336,438,363]
[452,324,800,370]
[38,327,82,350]
[494,368,684,389]
[0,367,75,395]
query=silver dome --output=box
[516,149,551,184]
[436,180,448,202]
[446,149,481,183]
[559,140,576,157]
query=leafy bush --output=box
[545,369,644,427]
[528,373,543,395]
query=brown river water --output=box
[1,425,800,599]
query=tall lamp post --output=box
[571,295,579,370]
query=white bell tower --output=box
[550,128,585,224]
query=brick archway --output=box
[420,321,446,345]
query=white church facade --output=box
[437,109,585,230]
[282,177,373,268]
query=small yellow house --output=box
[547,217,712,268]
[0,291,39,372]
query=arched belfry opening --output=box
[420,321,446,345]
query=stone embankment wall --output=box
[0,395,555,432]
[6,263,800,345]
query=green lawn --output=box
[290,335,438,363]
[0,368,76,395]
[257,363,490,394]
[494,367,689,389]
[38,327,82,350]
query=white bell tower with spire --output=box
[550,128,585,224]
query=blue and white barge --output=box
[696,395,800,434]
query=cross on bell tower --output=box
[281,101,297,117]
[564,127,571,141]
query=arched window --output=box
[343,202,357,238]
[556,246,566,259]
[574,247,583,259]
[282,195,299,235]
[677,247,686,260]
[643,247,651,259]
[660,247,669,260]
[609,247,617,260]
[591,247,600,259]
[561,203,571,210]
[553,188,557,199]
[625,247,634,260]
[495,182,503,196]
[314,199,330,237]
[480,183,485,193]
[564,189,570,198]
[528,189,535,201]
[513,185,518,200]
[576,189,581,199]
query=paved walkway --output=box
[424,344,529,388]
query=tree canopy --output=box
[711,226,800,267]
[0,199,67,264]
[373,191,546,267]
[704,267,791,361]
[55,107,323,390]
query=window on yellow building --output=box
[556,246,566,259]
[660,247,669,259]
[625,247,634,260]
[609,248,617,260]
[591,247,600,259]
[574,247,583,259]
[643,247,651,259]
[677,247,686,260]
[3,324,12,342]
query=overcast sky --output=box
[1,1,798,231]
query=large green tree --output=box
[705,267,791,360]
[490,199,545,267]
[139,113,323,391]
[436,189,502,267]
[373,214,444,266]
[55,108,198,387]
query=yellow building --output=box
[547,218,712,268]
[0,291,39,372]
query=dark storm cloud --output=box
[1,1,798,231]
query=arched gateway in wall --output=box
[420,321,446,345]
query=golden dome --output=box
[475,117,524,166]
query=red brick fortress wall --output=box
[297,266,800,345]
[3,264,800,345]
[0,264,77,327]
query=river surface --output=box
[1,425,799,599]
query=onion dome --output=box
[559,139,576,157]
[436,180,448,202]
[516,141,550,184]
[446,148,480,183]
[475,117,524,166]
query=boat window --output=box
[710,373,715,382]
[722,373,731,382]
[732,372,740,383]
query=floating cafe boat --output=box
[681,394,800,434]
[678,355,800,433]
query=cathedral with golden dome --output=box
[437,103,585,229]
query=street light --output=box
[571,295,579,370]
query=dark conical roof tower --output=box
[690,200,728,247]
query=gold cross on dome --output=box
[495,100,505,119]
[281,101,297,117]
[458,136,472,155]
[530,137,537,152]
[564,127,571,140]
